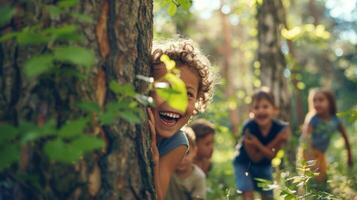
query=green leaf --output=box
[156,73,188,112]
[58,0,79,8]
[53,46,95,67]
[70,13,94,24]
[43,25,80,41]
[17,30,51,45]
[58,118,88,139]
[160,54,176,71]
[99,111,117,125]
[0,32,18,43]
[0,144,20,171]
[21,120,56,143]
[109,81,136,97]
[46,5,62,19]
[44,139,82,163]
[178,0,192,10]
[78,102,100,113]
[24,54,54,77]
[167,2,177,16]
[71,135,104,153]
[0,4,15,27]
[118,110,141,124]
[0,124,18,145]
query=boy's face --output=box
[251,98,276,128]
[196,133,214,159]
[151,64,200,138]
[176,145,197,172]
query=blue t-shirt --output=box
[157,130,189,156]
[234,119,287,166]
[309,114,341,152]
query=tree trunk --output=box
[256,0,290,120]
[219,1,240,136]
[0,0,155,199]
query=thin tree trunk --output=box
[0,0,155,199]
[257,0,290,121]
[219,1,240,136]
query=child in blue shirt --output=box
[233,87,290,200]
[147,39,214,199]
[301,88,353,182]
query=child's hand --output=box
[147,108,159,165]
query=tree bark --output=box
[0,0,155,199]
[257,0,290,120]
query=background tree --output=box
[256,0,290,120]
[0,0,155,199]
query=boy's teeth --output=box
[160,112,180,119]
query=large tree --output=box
[0,0,155,199]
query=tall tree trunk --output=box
[219,1,240,136]
[0,0,155,199]
[257,0,290,120]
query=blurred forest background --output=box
[155,0,357,199]
[0,0,356,199]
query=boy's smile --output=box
[152,64,200,138]
[251,99,276,130]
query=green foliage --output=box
[0,4,15,27]
[337,109,357,123]
[156,0,192,16]
[282,24,330,42]
[0,0,143,173]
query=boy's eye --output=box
[187,91,195,98]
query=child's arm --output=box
[338,124,353,167]
[148,109,162,199]
[148,109,187,199]
[252,127,291,160]
[159,146,187,198]
[243,135,264,162]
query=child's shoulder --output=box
[242,119,256,128]
[157,130,189,156]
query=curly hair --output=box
[151,39,215,113]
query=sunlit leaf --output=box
[160,54,176,71]
[167,2,177,16]
[178,0,192,10]
[24,54,54,77]
[155,73,188,112]
[53,46,95,67]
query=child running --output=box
[233,87,290,200]
[189,119,215,175]
[300,88,353,182]
[165,127,207,200]
[147,39,214,199]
